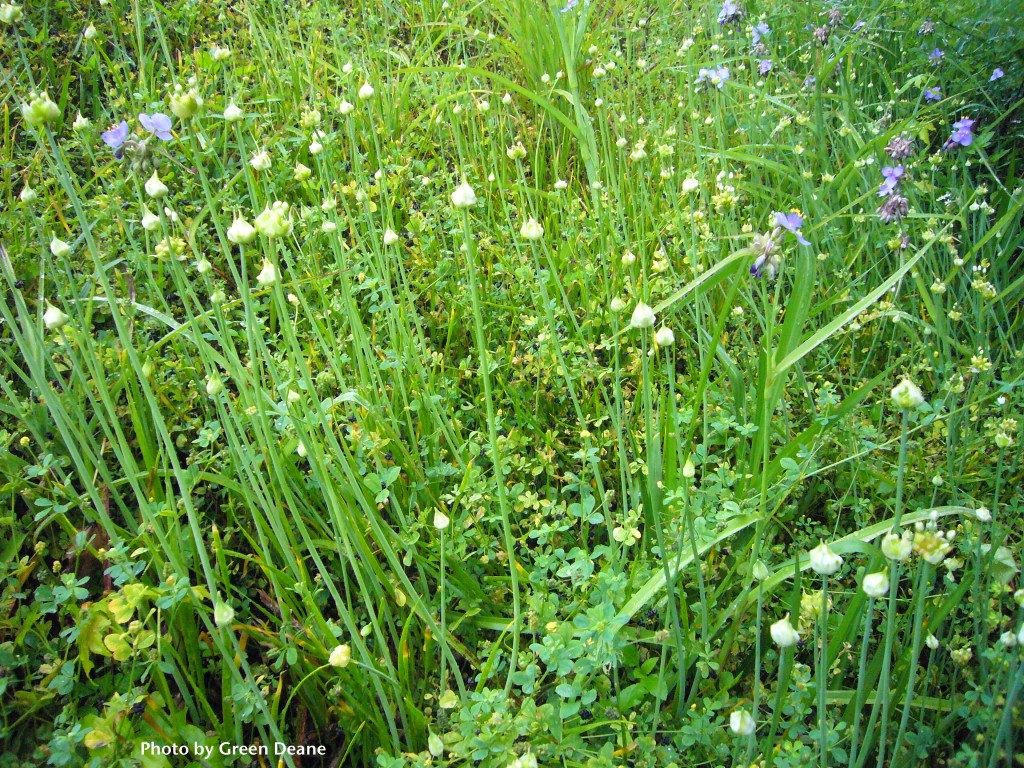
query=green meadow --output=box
[1,0,1023,765]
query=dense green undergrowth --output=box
[2,0,1024,766]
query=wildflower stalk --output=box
[458,210,522,694]
[893,562,931,760]
[747,585,764,765]
[818,575,830,768]
[846,597,876,768]
[439,526,447,692]
[765,643,794,753]
[658,345,688,715]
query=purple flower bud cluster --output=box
[750,212,812,279]
[885,134,915,161]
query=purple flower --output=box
[990,67,1004,82]
[803,75,817,89]
[814,26,830,45]
[759,59,773,75]
[101,120,130,157]
[923,87,941,102]
[139,112,173,140]
[929,48,944,65]
[697,66,730,89]
[944,117,975,150]
[751,21,770,45]
[718,0,743,25]
[773,211,811,246]
[878,165,905,197]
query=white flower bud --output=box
[256,258,278,286]
[145,171,168,199]
[227,217,256,244]
[655,326,675,346]
[50,237,72,258]
[630,301,656,329]
[770,615,800,647]
[862,571,889,598]
[890,378,925,410]
[43,303,69,329]
[451,181,477,208]
[329,644,351,667]
[519,217,544,240]
[729,709,755,736]
[808,541,843,576]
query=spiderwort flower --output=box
[943,118,975,150]
[808,541,843,575]
[771,615,800,647]
[758,59,773,75]
[630,301,656,329]
[718,0,743,25]
[697,66,730,89]
[990,67,1004,82]
[923,87,942,102]
[929,48,944,65]
[139,112,173,140]
[102,120,130,156]
[752,21,770,45]
[773,211,811,246]
[878,165,905,196]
